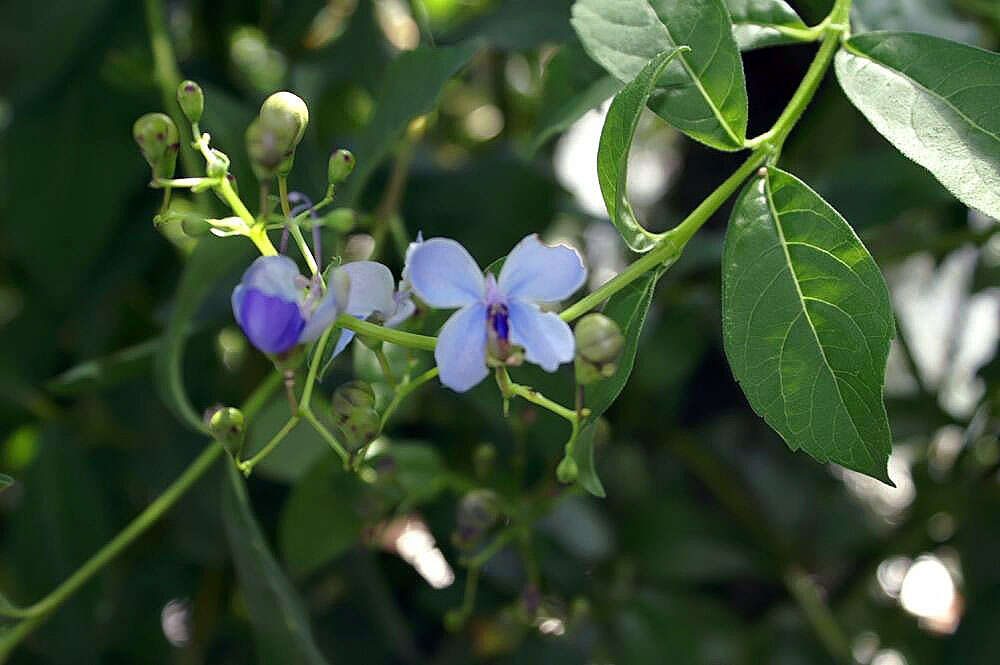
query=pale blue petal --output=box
[332,329,355,357]
[384,297,417,328]
[408,238,485,309]
[435,302,489,392]
[507,300,575,372]
[239,255,303,304]
[498,234,586,303]
[341,261,396,319]
[299,286,340,343]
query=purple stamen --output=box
[488,303,510,342]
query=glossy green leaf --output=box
[533,43,622,151]
[598,48,686,252]
[836,32,1000,221]
[724,0,810,50]
[571,0,748,150]
[340,41,481,204]
[279,457,364,579]
[155,238,252,433]
[582,269,663,428]
[722,167,895,481]
[0,473,12,493]
[221,463,331,665]
[853,0,983,44]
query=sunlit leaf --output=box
[724,0,810,50]
[572,0,748,150]
[221,463,331,665]
[722,167,894,481]
[836,32,1000,221]
[597,48,686,252]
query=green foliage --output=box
[724,0,810,50]
[722,168,894,480]
[222,463,331,665]
[572,0,748,150]
[836,32,1000,222]
[597,48,686,252]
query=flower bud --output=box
[574,313,624,385]
[344,234,375,262]
[133,112,180,179]
[330,381,379,451]
[556,455,578,484]
[318,207,357,232]
[248,91,309,179]
[473,442,496,478]
[176,80,204,124]
[328,149,355,185]
[206,406,245,458]
[457,490,499,535]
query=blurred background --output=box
[1,0,999,663]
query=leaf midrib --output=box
[763,175,875,467]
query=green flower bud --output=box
[328,149,355,185]
[248,91,309,178]
[556,455,578,484]
[133,112,180,179]
[176,80,204,124]
[573,313,624,385]
[330,381,379,451]
[318,207,357,232]
[206,406,246,458]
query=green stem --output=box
[508,381,579,423]
[374,347,398,386]
[560,149,769,322]
[380,367,440,429]
[784,567,852,661]
[238,415,300,476]
[0,373,281,660]
[279,176,320,276]
[336,316,437,351]
[301,326,334,408]
[301,408,350,466]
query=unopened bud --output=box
[473,442,496,478]
[574,313,624,385]
[457,490,500,536]
[133,112,180,179]
[556,455,578,484]
[328,149,355,184]
[177,80,204,124]
[206,406,245,457]
[318,208,357,232]
[247,91,309,179]
[330,381,379,450]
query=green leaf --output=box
[279,456,364,579]
[572,425,605,498]
[571,0,748,151]
[852,0,983,44]
[582,268,662,428]
[47,336,164,395]
[598,48,686,252]
[572,268,661,498]
[0,473,12,493]
[532,43,622,151]
[221,463,331,665]
[155,238,252,433]
[722,167,895,482]
[340,41,481,204]
[835,32,1000,222]
[724,0,810,51]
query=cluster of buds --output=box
[330,381,380,452]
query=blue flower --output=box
[231,255,350,354]
[407,234,587,392]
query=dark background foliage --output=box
[1,0,998,663]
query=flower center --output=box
[488,303,510,343]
